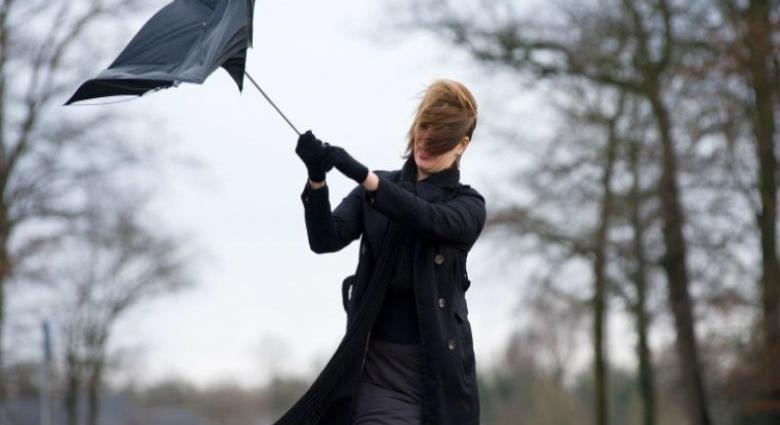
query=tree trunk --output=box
[65,350,80,425]
[628,133,656,425]
[0,0,8,406]
[744,0,780,420]
[593,112,620,425]
[648,88,712,425]
[86,356,104,425]
[746,0,780,362]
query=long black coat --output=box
[273,161,486,425]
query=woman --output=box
[277,79,485,425]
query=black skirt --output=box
[352,338,425,424]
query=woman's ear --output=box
[460,136,470,153]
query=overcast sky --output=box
[33,0,641,390]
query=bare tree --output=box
[390,1,714,423]
[738,0,780,416]
[0,0,188,406]
[43,181,195,425]
[485,80,647,424]
[735,0,780,355]
[590,93,624,425]
[623,105,657,425]
[700,1,780,420]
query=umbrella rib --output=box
[244,71,301,136]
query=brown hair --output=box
[402,79,478,161]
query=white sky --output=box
[27,0,643,390]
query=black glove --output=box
[321,144,369,184]
[295,130,332,182]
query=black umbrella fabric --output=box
[64,0,255,105]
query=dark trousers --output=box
[352,338,425,424]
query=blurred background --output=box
[1,0,779,424]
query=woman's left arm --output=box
[362,171,486,248]
[324,144,486,247]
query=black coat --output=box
[273,160,486,425]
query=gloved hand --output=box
[295,130,332,182]
[321,144,369,184]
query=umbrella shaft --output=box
[244,72,300,136]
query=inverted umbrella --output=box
[64,0,300,135]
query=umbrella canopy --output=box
[65,0,255,105]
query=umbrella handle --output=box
[244,71,301,136]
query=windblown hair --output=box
[402,79,478,161]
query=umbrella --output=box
[64,0,300,135]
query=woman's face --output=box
[413,128,468,176]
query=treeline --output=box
[4,326,693,425]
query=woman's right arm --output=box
[300,178,364,253]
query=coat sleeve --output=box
[300,179,364,253]
[364,174,486,248]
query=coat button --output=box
[438,298,446,308]
[448,339,456,350]
[434,254,444,265]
